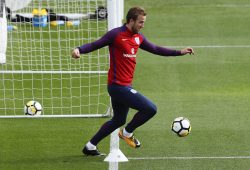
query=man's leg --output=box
[89,99,129,146]
[107,84,157,148]
[83,86,129,156]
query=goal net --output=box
[0,0,111,118]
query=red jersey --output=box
[108,25,144,85]
[78,24,182,86]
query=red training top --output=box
[78,24,182,86]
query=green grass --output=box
[1,0,250,169]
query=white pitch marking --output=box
[166,45,250,48]
[175,4,250,8]
[215,4,250,8]
[128,156,250,160]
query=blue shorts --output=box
[108,83,157,125]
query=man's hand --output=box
[71,48,81,59]
[181,47,194,55]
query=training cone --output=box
[104,149,128,162]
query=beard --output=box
[131,25,139,34]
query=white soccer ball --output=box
[171,117,191,137]
[24,100,42,116]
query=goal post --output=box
[104,0,128,167]
[0,1,7,64]
[0,0,112,118]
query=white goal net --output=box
[0,0,111,118]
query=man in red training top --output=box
[72,6,194,156]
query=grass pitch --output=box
[1,0,250,169]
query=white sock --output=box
[123,128,133,138]
[86,141,97,150]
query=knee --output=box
[110,118,126,127]
[151,104,157,115]
[145,103,157,116]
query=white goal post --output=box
[104,0,128,168]
[0,0,117,118]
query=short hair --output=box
[126,7,146,23]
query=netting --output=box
[0,0,110,117]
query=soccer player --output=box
[72,6,194,156]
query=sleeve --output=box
[139,36,182,56]
[78,29,116,54]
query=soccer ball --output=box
[171,117,191,137]
[24,100,42,116]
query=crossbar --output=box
[0,70,108,74]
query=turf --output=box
[1,0,250,169]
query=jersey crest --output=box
[135,37,140,45]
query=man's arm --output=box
[72,30,116,59]
[140,37,194,56]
